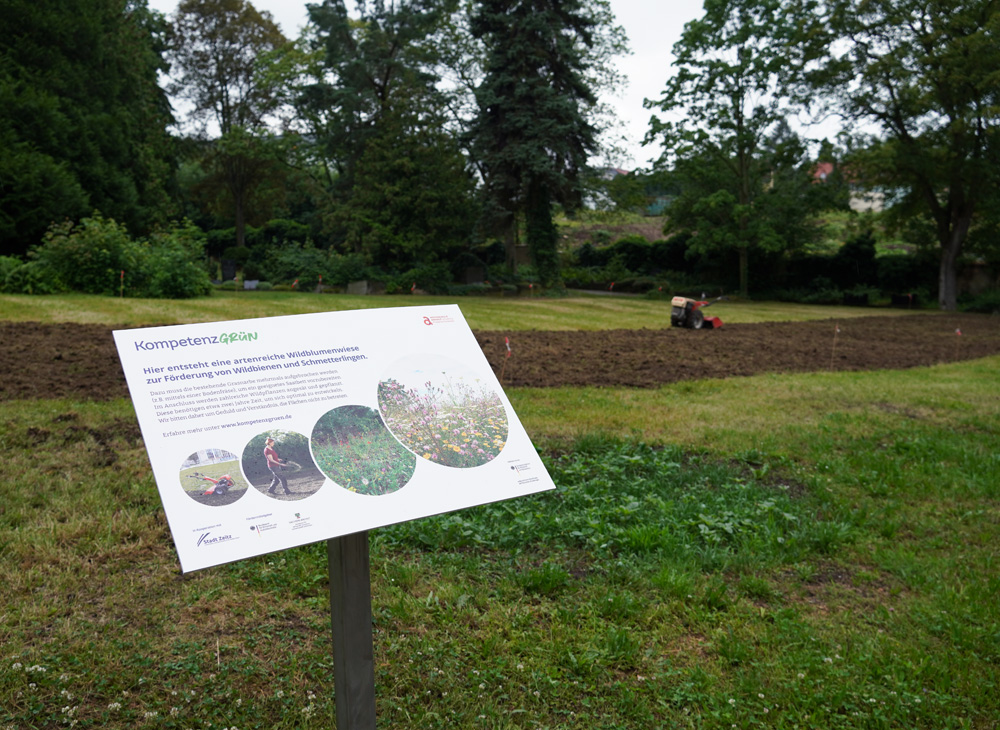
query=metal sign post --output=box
[328,531,377,730]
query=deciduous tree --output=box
[645,0,828,296]
[299,0,475,266]
[169,0,290,247]
[822,0,1000,310]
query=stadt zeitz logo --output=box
[197,532,237,547]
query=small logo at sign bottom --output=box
[197,532,238,547]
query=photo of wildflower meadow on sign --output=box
[377,355,509,469]
[310,405,416,496]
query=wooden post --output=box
[327,532,376,730]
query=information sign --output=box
[113,305,554,572]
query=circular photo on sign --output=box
[240,430,325,502]
[310,405,416,496]
[178,448,249,507]
[377,354,509,468]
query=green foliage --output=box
[300,0,473,266]
[311,406,415,496]
[469,0,605,280]
[821,0,1000,309]
[142,222,212,299]
[647,0,837,296]
[334,122,478,268]
[517,562,571,595]
[1,260,63,295]
[221,246,252,266]
[831,231,877,286]
[384,262,454,295]
[25,215,209,298]
[0,0,175,256]
[0,255,23,283]
[877,250,939,294]
[32,215,144,296]
[962,288,1000,314]
[383,439,824,571]
[0,132,89,254]
[169,0,291,248]
[260,241,371,289]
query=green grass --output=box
[0,290,933,329]
[310,407,417,496]
[1,299,996,729]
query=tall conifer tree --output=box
[0,0,174,255]
[469,0,600,286]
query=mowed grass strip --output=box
[0,290,933,329]
[2,354,998,728]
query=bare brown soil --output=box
[478,313,1000,388]
[1,314,998,401]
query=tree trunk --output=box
[503,214,518,274]
[738,245,749,298]
[224,153,248,248]
[234,194,246,249]
[938,215,971,311]
[525,179,560,288]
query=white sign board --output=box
[113,305,554,572]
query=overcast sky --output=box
[147,0,714,169]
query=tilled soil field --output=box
[1,314,998,401]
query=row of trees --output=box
[2,0,616,290]
[166,0,617,289]
[646,0,1000,309]
[2,0,997,308]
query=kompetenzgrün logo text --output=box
[133,330,259,351]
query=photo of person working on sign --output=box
[264,437,291,495]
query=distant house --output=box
[586,167,633,209]
[812,160,885,213]
[600,167,632,180]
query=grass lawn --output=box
[1,296,995,729]
[0,290,936,329]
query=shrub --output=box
[963,288,1000,314]
[561,265,604,290]
[221,246,252,266]
[385,262,452,294]
[446,282,492,296]
[607,234,651,272]
[2,260,64,294]
[575,242,607,268]
[32,214,145,295]
[260,241,331,289]
[28,216,211,298]
[609,275,661,293]
[143,222,212,299]
[601,252,631,284]
[257,219,310,245]
[832,231,878,287]
[328,252,371,286]
[0,255,23,284]
[877,251,936,294]
[800,276,843,305]
[649,236,693,273]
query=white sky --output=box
[147,0,836,170]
